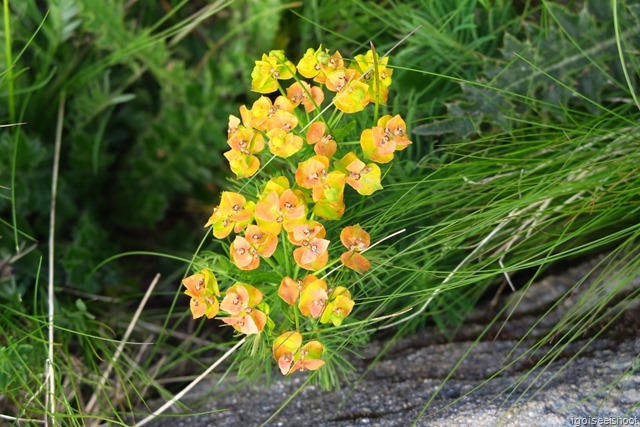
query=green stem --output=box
[4,0,18,252]
[612,0,640,112]
[4,0,15,122]
[371,42,381,124]
[263,256,282,275]
[328,109,343,128]
[281,230,291,275]
[10,125,19,253]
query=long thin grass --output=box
[45,91,65,426]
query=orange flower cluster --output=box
[182,47,411,376]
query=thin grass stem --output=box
[3,0,14,121]
[612,0,640,112]
[45,92,65,426]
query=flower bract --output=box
[205,192,254,238]
[339,224,371,273]
[336,152,382,196]
[320,286,355,326]
[251,50,296,94]
[289,341,325,373]
[220,283,267,334]
[298,277,328,317]
[273,331,302,375]
[182,269,220,319]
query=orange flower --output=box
[298,277,328,318]
[227,115,241,136]
[311,170,345,204]
[220,283,267,335]
[360,126,394,163]
[294,154,346,219]
[361,115,411,163]
[336,152,382,195]
[273,331,302,375]
[182,269,220,319]
[377,114,411,150]
[306,122,337,158]
[230,236,259,270]
[224,125,265,178]
[273,333,325,375]
[245,224,278,256]
[291,223,330,271]
[339,224,371,273]
[287,220,325,245]
[293,238,330,271]
[204,192,254,239]
[255,190,307,235]
[286,81,324,112]
[220,282,262,314]
[327,68,370,113]
[295,155,330,189]
[278,274,319,306]
[230,224,278,270]
[243,96,298,132]
[251,50,296,94]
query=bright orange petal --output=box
[190,297,206,319]
[182,273,206,298]
[340,251,371,273]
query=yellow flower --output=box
[351,49,393,104]
[327,69,371,113]
[320,286,355,326]
[251,50,296,94]
[204,192,254,239]
[267,128,304,158]
[278,274,318,306]
[298,277,328,318]
[224,125,265,178]
[255,189,307,235]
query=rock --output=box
[146,257,640,426]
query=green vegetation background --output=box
[1,0,639,425]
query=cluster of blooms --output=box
[182,47,411,375]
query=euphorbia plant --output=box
[182,45,411,376]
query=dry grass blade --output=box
[135,337,247,427]
[85,273,161,419]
